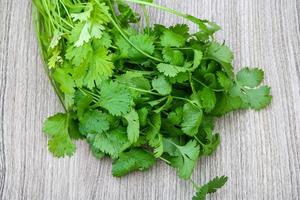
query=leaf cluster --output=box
[33,0,272,199]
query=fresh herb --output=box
[33,0,272,199]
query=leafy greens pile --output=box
[33,0,272,199]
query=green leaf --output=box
[43,113,68,137]
[216,71,233,91]
[117,71,151,90]
[49,30,63,49]
[93,128,130,159]
[79,110,110,135]
[53,68,75,95]
[167,140,200,179]
[231,85,272,110]
[157,63,188,77]
[206,42,233,63]
[197,88,216,112]
[69,22,91,47]
[116,34,155,60]
[192,176,228,200]
[137,107,149,127]
[99,81,133,116]
[212,94,243,116]
[231,67,272,110]
[129,34,155,59]
[124,109,140,143]
[191,50,203,71]
[146,113,163,157]
[168,107,183,125]
[112,148,156,177]
[48,134,76,158]
[152,75,172,95]
[161,29,186,47]
[181,103,203,136]
[162,47,184,66]
[236,67,264,88]
[117,2,140,26]
[43,113,75,157]
[65,42,93,66]
[84,48,114,88]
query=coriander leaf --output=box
[124,109,140,143]
[211,94,243,116]
[157,63,188,77]
[146,113,163,157]
[48,48,62,69]
[161,29,186,47]
[74,90,93,120]
[162,47,185,66]
[137,107,149,127]
[53,68,75,95]
[181,103,203,136]
[93,128,130,159]
[216,71,233,91]
[112,148,155,177]
[99,81,133,116]
[192,176,228,200]
[206,42,234,77]
[117,2,140,26]
[129,34,155,59]
[231,85,272,110]
[236,67,264,88]
[169,24,189,38]
[49,30,63,49]
[43,113,68,137]
[48,134,76,157]
[79,110,110,135]
[168,106,183,125]
[154,95,173,113]
[197,88,216,113]
[65,42,93,66]
[116,71,151,90]
[69,22,91,47]
[43,113,75,157]
[206,42,233,64]
[191,50,203,71]
[167,140,200,179]
[84,48,114,88]
[152,75,172,95]
[70,3,92,22]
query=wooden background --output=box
[0,0,300,199]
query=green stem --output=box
[159,156,171,164]
[108,15,163,62]
[190,179,200,190]
[120,0,186,18]
[141,5,150,34]
[192,77,224,92]
[32,6,67,112]
[128,86,164,96]
[189,72,196,95]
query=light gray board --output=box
[0,0,299,199]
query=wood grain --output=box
[0,0,299,199]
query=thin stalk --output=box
[109,15,163,62]
[141,5,150,34]
[190,179,200,190]
[120,0,186,18]
[32,6,67,112]
[159,156,171,164]
[192,77,224,92]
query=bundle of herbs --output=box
[32,0,272,199]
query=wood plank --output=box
[0,0,299,199]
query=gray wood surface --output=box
[1,0,300,199]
